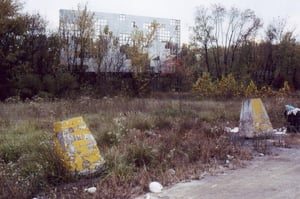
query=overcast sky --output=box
[22,0,300,44]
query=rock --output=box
[224,127,239,133]
[84,186,97,194]
[199,171,207,179]
[258,153,265,157]
[224,127,231,133]
[167,168,176,175]
[149,181,163,193]
[145,193,151,199]
[227,154,234,160]
[230,127,239,133]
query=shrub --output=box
[127,143,156,167]
[192,73,215,97]
[0,120,72,198]
[104,147,135,179]
[126,112,154,131]
[245,80,259,97]
[193,73,292,99]
[215,74,240,98]
[0,143,22,163]
[278,81,291,96]
[43,74,57,95]
[258,86,274,98]
[99,114,128,146]
[153,117,172,130]
[55,72,78,97]
[18,73,42,100]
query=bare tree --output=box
[92,25,126,73]
[193,6,213,73]
[93,25,112,73]
[265,17,287,44]
[193,4,262,78]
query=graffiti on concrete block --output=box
[53,116,105,175]
[239,98,273,138]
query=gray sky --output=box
[22,0,300,44]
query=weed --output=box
[104,147,135,179]
[0,143,22,163]
[0,96,295,198]
[154,117,172,130]
[127,143,157,167]
[253,135,272,154]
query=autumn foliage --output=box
[193,73,291,99]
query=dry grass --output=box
[0,95,295,198]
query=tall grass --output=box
[0,96,292,198]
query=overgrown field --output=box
[0,96,295,198]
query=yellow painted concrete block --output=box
[53,116,105,175]
[239,98,273,138]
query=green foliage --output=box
[0,0,61,100]
[55,72,78,96]
[0,143,22,163]
[0,120,72,198]
[42,74,57,95]
[13,72,78,99]
[18,73,42,99]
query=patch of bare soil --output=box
[136,134,300,199]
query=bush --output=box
[245,80,259,97]
[104,147,135,179]
[55,72,78,97]
[43,74,57,95]
[278,81,291,96]
[0,120,72,198]
[18,73,42,100]
[127,143,156,167]
[216,74,240,98]
[192,73,215,97]
[193,73,292,98]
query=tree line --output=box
[190,4,300,90]
[0,1,299,101]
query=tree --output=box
[192,6,212,74]
[0,0,27,99]
[124,20,160,73]
[59,4,95,74]
[93,25,125,73]
[93,25,111,73]
[21,13,48,74]
[77,4,94,72]
[259,18,300,88]
[192,4,262,79]
[265,17,287,44]
[275,31,300,88]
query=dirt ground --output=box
[136,139,300,199]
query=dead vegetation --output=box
[0,95,297,198]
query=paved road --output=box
[136,147,300,199]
